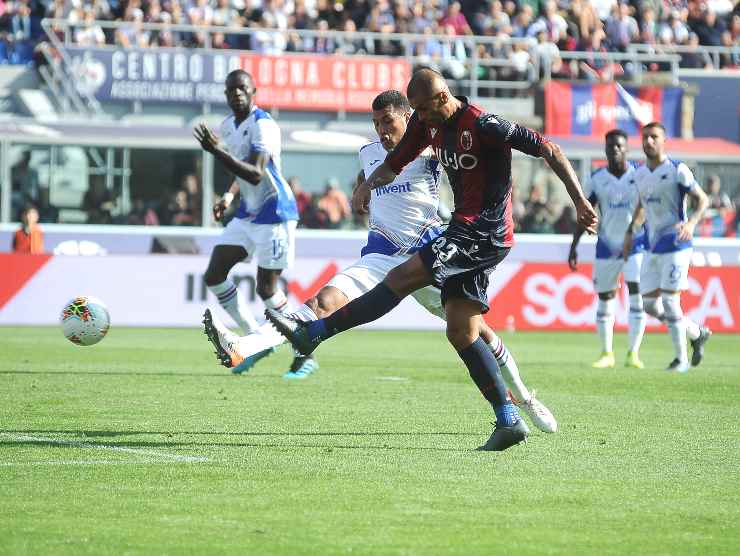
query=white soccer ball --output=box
[60,296,111,346]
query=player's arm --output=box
[622,199,645,261]
[478,114,597,234]
[351,170,369,213]
[363,111,430,192]
[193,122,268,185]
[677,168,709,241]
[539,141,597,235]
[213,180,240,222]
[569,189,597,270]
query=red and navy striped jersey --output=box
[385,99,544,247]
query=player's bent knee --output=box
[312,287,348,318]
[661,292,683,320]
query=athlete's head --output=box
[406,68,455,125]
[641,121,666,161]
[604,129,628,169]
[225,70,256,117]
[372,90,412,152]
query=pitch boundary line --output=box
[1,433,209,463]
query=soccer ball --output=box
[60,296,110,346]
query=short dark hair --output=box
[372,90,410,113]
[605,129,628,142]
[642,121,666,133]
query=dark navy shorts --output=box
[417,221,510,313]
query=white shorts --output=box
[593,252,643,293]
[217,218,297,270]
[639,249,692,294]
[326,252,445,319]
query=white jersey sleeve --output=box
[676,162,698,193]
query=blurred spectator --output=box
[580,28,624,81]
[705,175,734,216]
[181,173,202,226]
[520,184,556,233]
[74,8,106,46]
[168,189,195,226]
[691,8,726,46]
[528,0,568,43]
[553,204,577,234]
[605,2,639,51]
[127,198,160,225]
[680,32,713,68]
[439,1,472,36]
[658,9,690,45]
[317,177,351,229]
[82,178,115,224]
[288,176,313,221]
[36,187,59,224]
[13,204,44,254]
[11,150,39,215]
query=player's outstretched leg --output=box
[265,309,322,355]
[262,295,320,379]
[483,329,557,433]
[267,281,404,355]
[690,325,711,367]
[203,309,275,374]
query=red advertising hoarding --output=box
[240,54,412,112]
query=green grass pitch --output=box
[1,326,738,555]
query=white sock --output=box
[627,293,647,353]
[263,290,289,313]
[662,293,688,363]
[235,321,286,357]
[209,279,258,334]
[290,304,319,323]
[596,298,616,354]
[685,318,701,341]
[643,296,665,322]
[488,332,530,402]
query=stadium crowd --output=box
[0,0,738,71]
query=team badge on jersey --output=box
[460,130,472,151]
[430,128,437,138]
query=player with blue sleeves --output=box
[569,129,647,369]
[194,69,316,378]
[623,122,711,373]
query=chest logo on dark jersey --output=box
[430,128,437,138]
[460,130,472,151]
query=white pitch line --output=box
[0,460,186,467]
[1,433,209,463]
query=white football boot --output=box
[509,390,558,433]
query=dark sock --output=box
[307,282,402,342]
[457,337,519,426]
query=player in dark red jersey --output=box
[267,69,597,451]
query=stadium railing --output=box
[627,43,740,72]
[39,18,689,118]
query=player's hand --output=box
[212,199,228,222]
[675,221,695,242]
[194,123,220,154]
[352,182,371,215]
[576,198,598,235]
[568,246,578,271]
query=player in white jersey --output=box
[203,90,556,433]
[623,122,711,373]
[194,70,315,377]
[569,129,647,369]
